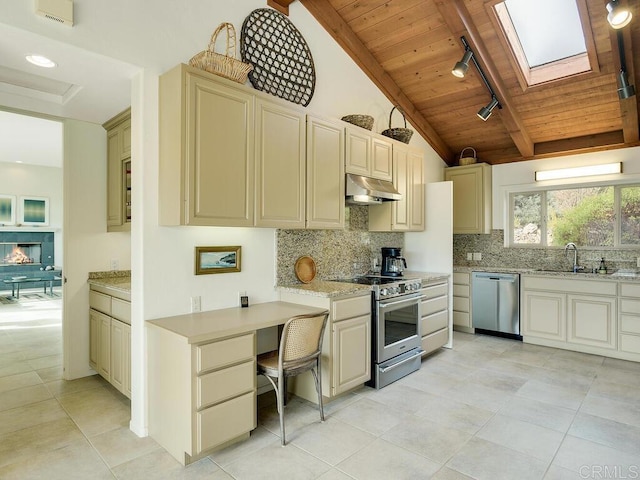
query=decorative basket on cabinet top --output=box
[458,147,477,166]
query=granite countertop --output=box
[88,270,131,294]
[278,271,451,298]
[454,266,640,282]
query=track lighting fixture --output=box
[606,0,632,29]
[618,70,636,99]
[452,36,502,121]
[452,49,473,78]
[477,96,500,121]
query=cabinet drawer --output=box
[421,283,447,300]
[422,295,447,317]
[196,391,255,454]
[620,283,640,298]
[453,284,469,297]
[111,298,131,324]
[523,276,616,296]
[620,334,640,354]
[421,309,448,336]
[453,311,470,328]
[90,291,111,315]
[621,299,640,315]
[196,333,255,374]
[332,295,370,321]
[453,272,469,285]
[620,314,640,335]
[421,328,448,355]
[197,360,255,409]
[453,296,469,313]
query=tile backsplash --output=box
[277,206,403,285]
[454,229,640,272]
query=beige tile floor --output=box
[1,293,640,479]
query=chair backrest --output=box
[279,311,329,366]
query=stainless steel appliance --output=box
[381,247,407,277]
[471,272,521,340]
[339,274,424,388]
[345,174,402,205]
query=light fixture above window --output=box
[606,0,632,29]
[25,54,57,68]
[535,162,622,181]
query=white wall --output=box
[492,147,640,230]
[0,161,63,265]
[63,119,131,380]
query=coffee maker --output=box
[381,247,407,277]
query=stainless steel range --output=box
[341,275,424,388]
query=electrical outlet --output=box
[190,296,201,313]
[110,259,119,270]
[466,253,473,261]
[473,252,482,261]
[239,291,248,308]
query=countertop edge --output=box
[454,266,640,282]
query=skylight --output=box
[504,0,586,67]
[492,0,597,87]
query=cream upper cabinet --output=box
[159,64,255,226]
[368,143,424,232]
[255,98,306,228]
[103,108,131,232]
[345,127,392,181]
[445,163,492,234]
[306,115,345,229]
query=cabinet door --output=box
[392,147,410,230]
[255,99,305,228]
[408,149,425,231]
[110,319,125,393]
[371,137,392,181]
[123,322,131,399]
[306,116,345,229]
[345,127,371,176]
[98,313,111,380]
[445,164,491,234]
[567,294,616,349]
[106,129,123,228]
[522,291,566,341]
[185,72,255,226]
[89,309,100,370]
[332,315,371,395]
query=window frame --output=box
[486,0,599,90]
[508,183,640,249]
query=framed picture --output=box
[195,246,241,275]
[0,195,16,225]
[19,196,49,226]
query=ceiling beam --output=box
[299,0,453,162]
[267,0,295,16]
[434,0,535,159]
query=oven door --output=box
[376,292,423,363]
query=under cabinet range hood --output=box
[345,174,402,205]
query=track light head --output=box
[607,0,632,29]
[452,50,473,78]
[618,70,636,99]
[477,97,500,121]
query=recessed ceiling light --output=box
[25,55,57,68]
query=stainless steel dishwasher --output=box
[471,272,521,339]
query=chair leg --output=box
[278,374,286,446]
[311,361,325,422]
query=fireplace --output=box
[1,242,42,265]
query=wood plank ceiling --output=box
[296,0,640,166]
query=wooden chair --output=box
[257,310,329,445]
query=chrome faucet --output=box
[564,242,583,272]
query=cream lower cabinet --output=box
[445,163,491,234]
[306,115,345,229]
[522,275,618,355]
[279,291,371,401]
[619,283,640,354]
[452,272,472,332]
[89,287,131,398]
[148,329,256,466]
[420,280,449,355]
[368,143,425,232]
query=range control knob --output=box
[380,288,388,296]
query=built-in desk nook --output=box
[147,301,326,465]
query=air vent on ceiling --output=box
[35,0,74,26]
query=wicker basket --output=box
[189,23,253,84]
[341,114,374,130]
[381,106,413,144]
[459,147,477,166]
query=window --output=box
[490,0,598,88]
[510,185,640,248]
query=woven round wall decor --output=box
[241,8,316,106]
